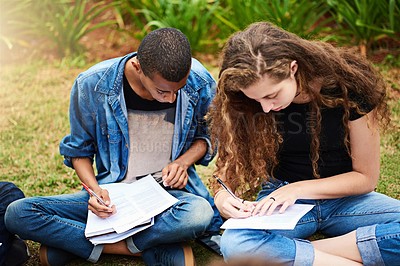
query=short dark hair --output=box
[137,28,192,82]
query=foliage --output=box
[0,0,32,50]
[383,53,400,68]
[117,0,221,53]
[215,0,333,40]
[327,0,399,56]
[2,0,399,62]
[1,0,117,62]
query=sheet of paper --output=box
[88,218,154,244]
[221,204,314,230]
[85,175,178,237]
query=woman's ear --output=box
[290,60,298,77]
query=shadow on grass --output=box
[25,240,221,266]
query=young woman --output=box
[209,22,400,265]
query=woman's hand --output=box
[214,190,255,219]
[252,182,301,216]
[87,188,116,218]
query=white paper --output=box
[221,204,314,230]
[85,175,178,239]
[88,218,154,244]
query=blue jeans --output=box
[220,179,400,266]
[5,189,213,263]
[0,182,25,266]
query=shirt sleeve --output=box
[59,77,96,168]
[193,71,217,166]
[348,90,376,121]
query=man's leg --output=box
[5,191,103,263]
[126,190,213,265]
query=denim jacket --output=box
[60,52,216,192]
[60,53,223,232]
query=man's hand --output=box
[161,160,189,189]
[87,188,116,218]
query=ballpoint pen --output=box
[213,175,245,203]
[81,182,111,207]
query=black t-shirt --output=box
[273,88,375,183]
[123,75,176,111]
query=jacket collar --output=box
[94,53,201,101]
[94,52,136,96]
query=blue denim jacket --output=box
[59,53,222,231]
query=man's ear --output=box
[131,58,142,73]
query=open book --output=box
[221,203,314,230]
[84,175,178,244]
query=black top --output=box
[123,75,176,111]
[273,88,375,183]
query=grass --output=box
[0,60,399,265]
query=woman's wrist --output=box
[214,190,230,207]
[214,189,228,200]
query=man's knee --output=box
[179,196,213,233]
[4,199,26,233]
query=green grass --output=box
[0,61,399,265]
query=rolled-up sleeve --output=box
[59,77,96,168]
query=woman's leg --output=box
[319,192,400,236]
[219,180,319,265]
[313,231,362,264]
[316,192,400,265]
[313,222,400,266]
[220,228,316,266]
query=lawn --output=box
[0,58,399,265]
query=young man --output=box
[5,28,223,266]
[0,182,30,266]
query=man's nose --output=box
[165,92,176,103]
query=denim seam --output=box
[32,203,86,230]
[376,232,400,241]
[331,211,400,217]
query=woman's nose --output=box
[260,100,274,113]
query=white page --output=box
[221,204,314,230]
[85,175,178,237]
[84,183,143,238]
[88,218,154,244]
[112,175,178,233]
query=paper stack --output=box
[84,175,178,244]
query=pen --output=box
[81,182,111,207]
[213,175,244,203]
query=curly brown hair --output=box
[208,22,390,196]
